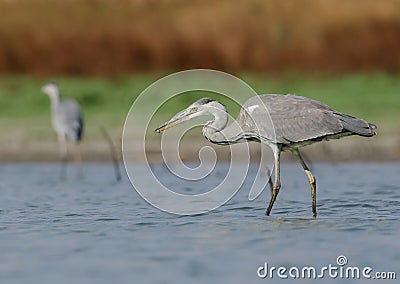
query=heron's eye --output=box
[190,107,198,112]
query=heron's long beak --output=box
[155,109,193,133]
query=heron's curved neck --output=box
[48,91,60,109]
[202,103,230,144]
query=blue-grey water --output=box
[0,163,399,283]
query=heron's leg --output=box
[265,147,281,216]
[58,134,68,179]
[293,149,317,217]
[73,141,82,179]
[266,168,273,194]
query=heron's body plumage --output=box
[51,98,83,141]
[230,94,376,149]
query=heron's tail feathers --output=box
[335,113,377,137]
[368,123,378,135]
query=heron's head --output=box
[41,81,59,100]
[155,97,221,133]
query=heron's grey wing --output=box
[230,95,281,142]
[237,94,344,144]
[270,94,376,140]
[59,99,84,141]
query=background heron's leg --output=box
[58,134,68,179]
[265,147,281,216]
[73,141,82,178]
[294,149,317,217]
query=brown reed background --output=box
[0,0,399,75]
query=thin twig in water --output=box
[100,126,122,182]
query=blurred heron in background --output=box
[42,82,84,177]
[156,95,377,217]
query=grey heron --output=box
[155,94,377,217]
[42,82,84,177]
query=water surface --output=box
[0,163,399,283]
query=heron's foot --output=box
[305,170,317,218]
[311,182,317,218]
[265,183,281,216]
